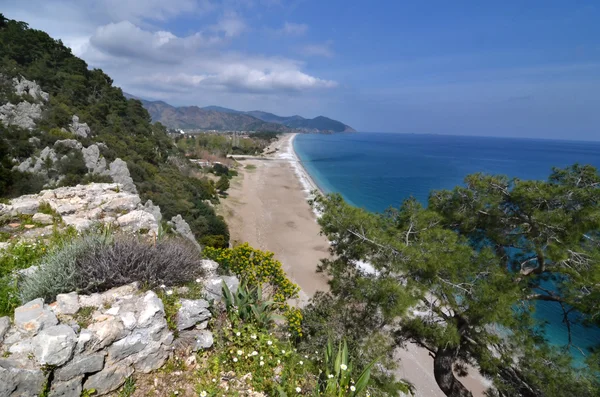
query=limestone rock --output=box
[0,101,43,130]
[32,324,77,366]
[54,354,105,382]
[0,317,10,343]
[83,363,134,395]
[69,115,91,138]
[200,259,219,278]
[137,291,165,328]
[14,298,58,336]
[54,139,82,151]
[117,210,157,234]
[169,214,201,250]
[13,77,49,102]
[32,212,54,225]
[48,375,83,397]
[0,365,47,397]
[82,144,107,174]
[193,330,214,350]
[87,315,125,350]
[203,276,240,302]
[177,299,211,331]
[55,292,80,315]
[105,158,136,193]
[142,200,162,224]
[107,332,147,362]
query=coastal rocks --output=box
[105,158,137,193]
[0,183,161,236]
[0,283,174,396]
[177,299,211,331]
[169,214,201,250]
[0,101,43,130]
[69,115,91,138]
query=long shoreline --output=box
[283,133,326,197]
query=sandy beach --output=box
[219,133,490,397]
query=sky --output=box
[3,0,600,140]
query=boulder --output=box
[14,298,58,336]
[82,144,107,174]
[48,375,83,397]
[105,158,136,193]
[83,363,134,395]
[32,212,54,225]
[169,214,201,250]
[55,292,80,315]
[0,316,10,343]
[200,259,219,278]
[137,291,165,328]
[142,199,162,224]
[177,299,211,331]
[116,210,157,234]
[203,276,240,302]
[31,324,77,366]
[107,332,148,363]
[0,365,47,397]
[54,139,82,151]
[86,315,125,350]
[8,198,40,215]
[193,330,214,350]
[69,115,91,138]
[54,354,105,382]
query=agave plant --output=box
[320,339,375,396]
[222,281,283,328]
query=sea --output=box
[293,132,600,363]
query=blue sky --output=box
[4,0,600,140]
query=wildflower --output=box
[340,364,348,371]
[298,361,303,365]
[160,284,166,289]
[196,278,201,283]
[236,332,241,336]
[277,359,281,364]
[281,350,286,354]
[260,361,264,366]
[267,340,273,345]
[296,387,301,393]
[212,378,216,383]
[166,290,173,296]
[233,357,238,362]
[252,351,258,356]
[200,392,207,397]
[174,392,179,395]
[304,355,308,358]
[328,374,334,379]
[237,350,243,356]
[350,386,356,392]
[251,334,257,339]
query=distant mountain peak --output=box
[127,96,355,132]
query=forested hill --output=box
[128,95,356,133]
[0,15,229,247]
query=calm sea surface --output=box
[294,132,600,362]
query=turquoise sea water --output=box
[293,132,600,361]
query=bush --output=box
[20,233,206,303]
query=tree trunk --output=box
[433,347,473,397]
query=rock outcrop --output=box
[0,183,159,235]
[168,214,201,250]
[105,158,137,194]
[0,77,48,131]
[0,273,236,396]
[69,115,91,138]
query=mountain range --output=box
[125,94,356,133]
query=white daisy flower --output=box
[166,290,173,296]
[295,387,301,393]
[260,361,264,366]
[350,386,356,392]
[340,364,347,371]
[298,361,303,365]
[251,334,257,339]
[267,340,273,345]
[200,391,207,397]
[233,357,238,362]
[237,350,243,355]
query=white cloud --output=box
[89,21,221,63]
[210,12,247,37]
[279,22,308,36]
[302,41,334,58]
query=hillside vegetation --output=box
[0,15,228,247]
